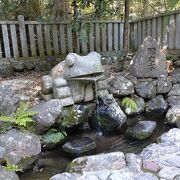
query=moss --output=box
[66,159,87,173]
[61,106,79,128]
[41,129,66,149]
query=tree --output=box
[0,0,42,20]
[123,0,130,53]
[141,0,148,17]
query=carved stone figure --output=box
[41,52,109,106]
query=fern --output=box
[0,102,37,130]
[122,97,138,112]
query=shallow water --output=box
[19,114,170,180]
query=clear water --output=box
[19,114,170,180]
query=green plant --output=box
[122,97,138,111]
[3,160,22,172]
[41,129,67,146]
[0,102,37,130]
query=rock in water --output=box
[62,137,96,157]
[89,95,127,133]
[130,36,167,78]
[126,121,156,140]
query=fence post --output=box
[18,15,28,57]
[0,39,2,58]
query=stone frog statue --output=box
[41,52,109,106]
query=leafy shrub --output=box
[41,129,67,148]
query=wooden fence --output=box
[129,10,180,52]
[0,15,124,59]
[0,10,180,59]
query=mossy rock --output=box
[57,104,96,128]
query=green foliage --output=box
[0,102,37,131]
[122,97,138,111]
[41,129,67,146]
[3,160,22,172]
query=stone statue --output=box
[130,36,168,78]
[41,52,109,106]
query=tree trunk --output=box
[141,0,148,17]
[123,0,130,54]
[53,0,71,21]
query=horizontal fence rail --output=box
[129,10,180,51]
[0,15,124,59]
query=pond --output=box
[19,114,170,180]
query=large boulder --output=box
[145,95,168,115]
[157,128,180,146]
[56,104,95,129]
[89,95,127,133]
[0,129,41,168]
[31,99,63,134]
[0,85,20,116]
[67,151,126,173]
[0,165,19,180]
[126,121,157,140]
[50,169,135,180]
[140,142,179,162]
[130,36,168,78]
[166,106,180,127]
[109,76,134,97]
[135,82,156,99]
